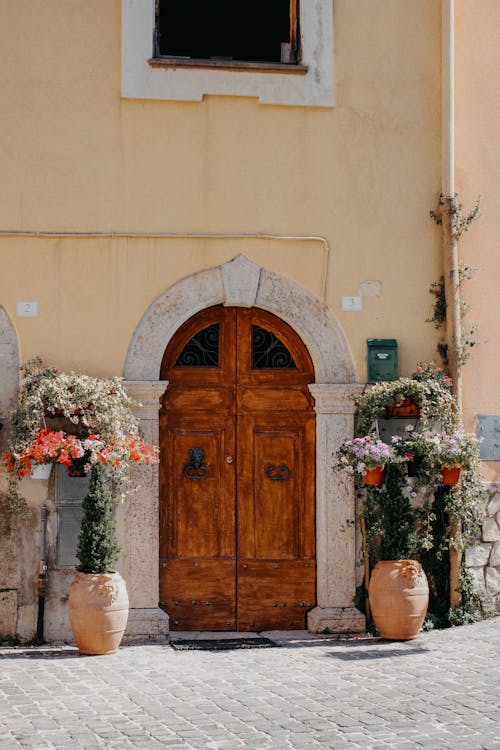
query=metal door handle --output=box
[265,463,290,481]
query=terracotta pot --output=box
[68,572,129,655]
[440,466,461,485]
[368,560,429,640]
[386,397,421,419]
[363,466,385,485]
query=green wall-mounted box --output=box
[367,339,398,382]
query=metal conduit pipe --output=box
[0,230,332,302]
[441,0,462,411]
[442,0,463,610]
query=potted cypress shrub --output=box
[68,462,129,655]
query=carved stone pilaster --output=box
[116,380,169,640]
[307,383,365,633]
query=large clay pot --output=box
[368,560,429,640]
[68,572,129,655]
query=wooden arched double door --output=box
[159,306,316,631]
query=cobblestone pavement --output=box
[0,618,499,750]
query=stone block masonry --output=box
[465,484,500,615]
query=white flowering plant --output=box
[435,431,480,468]
[5,358,158,510]
[391,426,480,473]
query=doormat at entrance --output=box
[169,637,279,651]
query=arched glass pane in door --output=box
[175,324,220,367]
[252,325,296,369]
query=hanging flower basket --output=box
[440,466,461,486]
[335,436,394,484]
[363,466,385,485]
[5,358,159,501]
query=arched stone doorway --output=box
[122,255,365,636]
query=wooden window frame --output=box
[151,0,307,75]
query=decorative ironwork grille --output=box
[176,324,220,367]
[252,326,296,369]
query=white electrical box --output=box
[341,295,363,311]
[16,301,39,317]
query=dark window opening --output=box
[156,0,300,65]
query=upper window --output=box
[121,0,333,107]
[156,0,301,65]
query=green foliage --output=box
[6,357,158,512]
[76,463,120,574]
[419,488,451,626]
[355,377,457,435]
[448,565,483,625]
[426,263,482,368]
[348,368,486,628]
[426,276,447,329]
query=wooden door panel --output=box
[237,410,316,628]
[163,419,235,559]
[165,386,234,412]
[238,413,315,561]
[160,559,236,631]
[237,560,316,631]
[239,425,301,560]
[238,386,313,412]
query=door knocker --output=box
[183,447,209,480]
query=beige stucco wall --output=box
[0,0,442,381]
[455,2,500,484]
[0,1,455,639]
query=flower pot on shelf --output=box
[68,571,129,655]
[363,466,385,485]
[386,397,421,419]
[368,559,429,640]
[440,466,461,486]
[30,463,52,480]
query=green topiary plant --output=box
[76,463,120,574]
[363,464,418,564]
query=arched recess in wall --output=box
[123,255,357,383]
[122,255,365,632]
[0,307,20,423]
